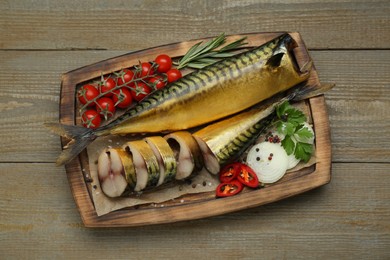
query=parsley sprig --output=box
[275,101,314,162]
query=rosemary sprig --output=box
[174,33,248,70]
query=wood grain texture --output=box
[0,50,388,162]
[0,163,388,259]
[312,50,390,162]
[0,0,388,257]
[0,50,125,162]
[57,32,332,227]
[0,0,389,50]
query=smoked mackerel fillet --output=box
[46,33,311,165]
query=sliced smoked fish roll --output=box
[123,140,160,192]
[144,136,177,186]
[164,131,203,180]
[115,149,136,190]
[98,148,129,198]
[193,136,220,175]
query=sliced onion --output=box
[246,142,288,183]
[287,153,300,169]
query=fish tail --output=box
[44,123,98,166]
[289,82,335,102]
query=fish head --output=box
[266,33,312,80]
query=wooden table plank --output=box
[312,50,390,163]
[0,50,388,163]
[1,0,389,50]
[0,0,387,258]
[0,162,388,259]
[0,50,125,162]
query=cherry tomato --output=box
[82,109,101,129]
[154,54,172,73]
[117,69,135,87]
[130,82,152,102]
[139,62,155,78]
[219,163,240,183]
[166,68,182,83]
[237,164,259,188]
[216,180,243,198]
[100,77,116,97]
[78,84,99,106]
[96,97,116,119]
[112,88,133,108]
[148,75,166,90]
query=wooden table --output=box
[1,1,389,258]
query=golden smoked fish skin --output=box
[101,33,310,136]
[194,102,278,167]
[47,33,311,166]
[193,83,334,173]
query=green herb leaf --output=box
[276,101,306,124]
[281,135,295,155]
[218,36,247,52]
[186,62,214,69]
[195,57,220,64]
[209,52,237,58]
[182,42,203,60]
[276,101,290,118]
[294,126,314,143]
[276,101,315,162]
[286,108,306,124]
[176,33,248,70]
[278,122,295,136]
[294,142,313,162]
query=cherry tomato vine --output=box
[77,34,248,129]
[78,55,181,128]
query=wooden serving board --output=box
[59,32,331,227]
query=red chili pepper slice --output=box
[216,180,243,198]
[237,164,259,188]
[219,163,240,183]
